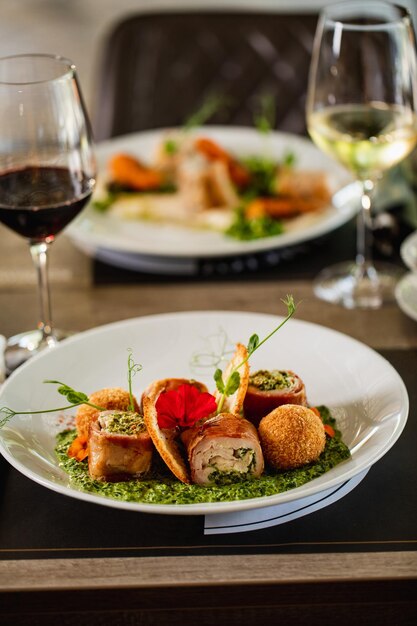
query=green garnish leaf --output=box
[242,295,297,361]
[44,380,90,405]
[241,156,277,197]
[0,379,106,429]
[164,139,178,155]
[226,206,283,241]
[224,371,241,396]
[283,151,296,168]
[91,192,117,212]
[214,295,298,414]
[184,93,228,130]
[254,93,276,135]
[214,368,225,394]
[247,333,260,354]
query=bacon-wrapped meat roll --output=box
[181,413,264,485]
[243,369,307,426]
[88,410,153,482]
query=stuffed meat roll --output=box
[182,413,264,485]
[88,410,153,482]
[243,369,307,426]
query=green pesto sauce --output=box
[249,369,292,391]
[55,405,350,506]
[102,411,146,436]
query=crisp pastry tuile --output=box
[142,378,210,484]
[214,343,249,415]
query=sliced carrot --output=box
[194,137,250,187]
[109,153,163,190]
[245,195,327,219]
[195,137,229,161]
[310,407,322,418]
[245,197,299,219]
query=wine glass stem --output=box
[29,240,56,346]
[356,179,376,277]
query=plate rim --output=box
[0,310,409,515]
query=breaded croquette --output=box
[258,404,326,470]
[75,387,139,438]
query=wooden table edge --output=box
[0,551,416,592]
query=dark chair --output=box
[92,10,318,141]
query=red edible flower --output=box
[156,383,217,429]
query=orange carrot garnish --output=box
[323,424,336,438]
[109,154,163,190]
[194,138,250,187]
[245,196,324,220]
[68,435,89,462]
[311,407,335,437]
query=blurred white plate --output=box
[66,127,358,264]
[0,311,408,515]
[400,229,417,271]
[395,272,417,321]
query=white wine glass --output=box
[0,54,96,372]
[306,1,417,308]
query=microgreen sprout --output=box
[163,93,229,157]
[215,295,297,413]
[127,349,142,411]
[0,350,144,430]
[0,381,105,430]
[254,93,276,135]
[184,93,229,131]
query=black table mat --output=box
[92,213,411,285]
[0,349,415,561]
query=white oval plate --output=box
[66,127,358,260]
[0,311,408,515]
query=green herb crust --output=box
[55,405,350,505]
[101,411,146,436]
[249,369,293,391]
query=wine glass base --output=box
[5,328,72,375]
[313,261,404,309]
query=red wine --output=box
[0,166,93,240]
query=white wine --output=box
[308,103,417,179]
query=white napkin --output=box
[0,335,5,384]
[204,469,368,535]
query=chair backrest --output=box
[93,11,318,141]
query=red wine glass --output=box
[0,54,96,373]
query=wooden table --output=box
[0,222,416,625]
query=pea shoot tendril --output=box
[0,350,142,429]
[215,295,297,413]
